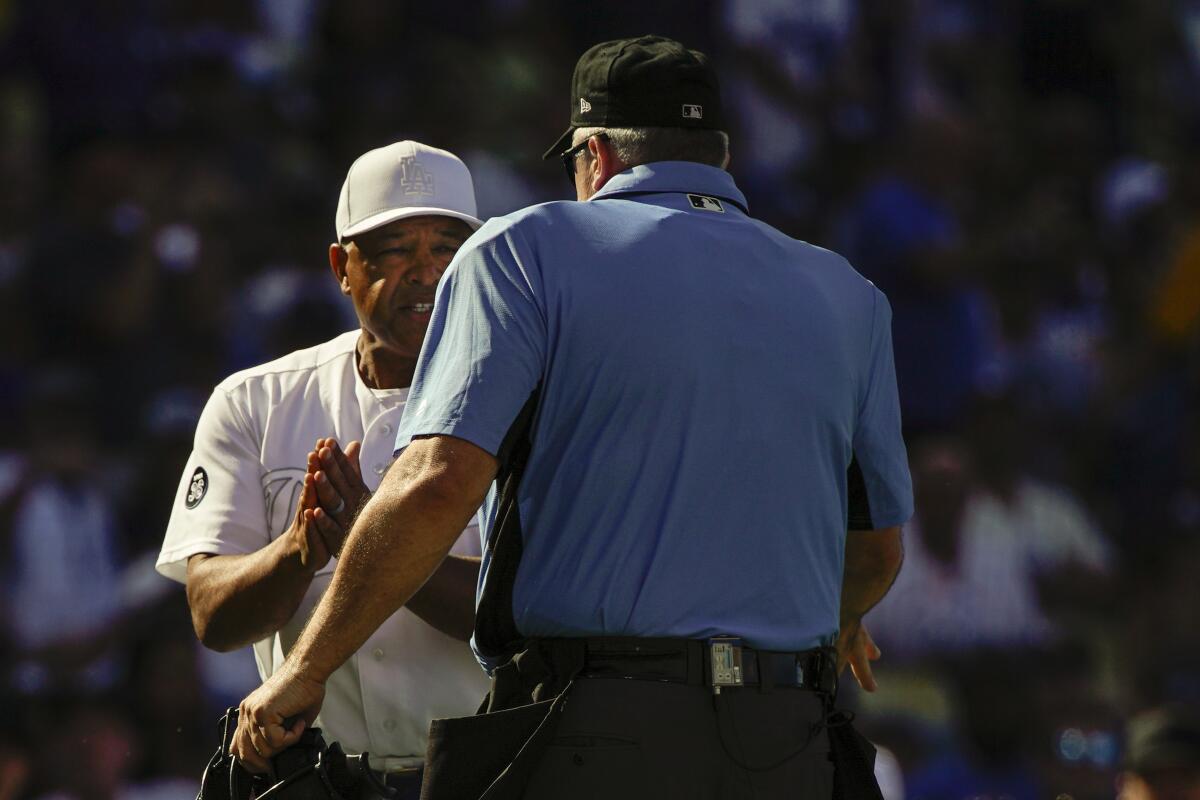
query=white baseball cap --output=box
[335,140,482,242]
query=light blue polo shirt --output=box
[396,161,912,664]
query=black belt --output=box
[362,765,421,799]
[542,636,838,694]
[377,767,421,787]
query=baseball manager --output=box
[158,141,489,797]
[232,36,912,799]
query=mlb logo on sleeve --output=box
[687,194,724,212]
[682,104,703,119]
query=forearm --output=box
[840,526,904,629]
[285,437,495,683]
[186,536,315,652]
[406,554,481,641]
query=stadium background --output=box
[0,1,1197,798]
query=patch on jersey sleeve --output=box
[185,467,209,509]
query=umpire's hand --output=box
[232,663,326,773]
[836,620,882,693]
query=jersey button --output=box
[373,648,385,660]
[373,462,386,476]
[380,423,392,436]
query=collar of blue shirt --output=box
[589,161,750,213]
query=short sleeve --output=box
[395,222,546,457]
[850,290,914,528]
[156,387,270,583]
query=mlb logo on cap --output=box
[682,104,703,119]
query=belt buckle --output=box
[707,636,744,695]
[803,649,836,696]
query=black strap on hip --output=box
[473,387,541,664]
[846,452,874,530]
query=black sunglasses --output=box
[559,132,609,186]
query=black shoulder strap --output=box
[473,387,541,664]
[847,453,875,530]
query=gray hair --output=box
[573,126,730,169]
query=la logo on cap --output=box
[397,155,435,197]
[682,104,703,119]
[580,97,592,114]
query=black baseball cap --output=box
[541,35,725,160]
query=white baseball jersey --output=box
[157,330,489,766]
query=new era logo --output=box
[397,155,435,197]
[580,97,592,114]
[687,194,724,212]
[682,104,703,119]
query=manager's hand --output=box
[307,437,371,552]
[232,664,326,773]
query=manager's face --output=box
[333,215,472,358]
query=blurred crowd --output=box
[0,1,1198,798]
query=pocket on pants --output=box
[522,735,644,799]
[422,699,556,800]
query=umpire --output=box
[232,36,913,800]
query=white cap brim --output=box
[339,206,484,242]
[338,208,482,242]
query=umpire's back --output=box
[395,34,913,800]
[460,160,911,654]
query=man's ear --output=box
[329,243,351,295]
[588,136,625,194]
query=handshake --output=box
[290,437,373,573]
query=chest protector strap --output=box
[473,387,541,664]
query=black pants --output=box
[521,677,833,799]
